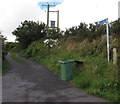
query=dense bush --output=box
[12,20,47,48]
[4,42,16,52]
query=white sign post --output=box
[106,19,110,63]
[98,18,110,63]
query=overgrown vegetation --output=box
[17,35,119,102]
[6,19,120,102]
[12,20,47,48]
[2,59,10,75]
[0,33,10,75]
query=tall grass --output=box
[2,59,10,75]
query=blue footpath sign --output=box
[98,19,108,24]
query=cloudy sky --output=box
[0,0,119,42]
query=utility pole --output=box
[57,10,59,29]
[118,1,120,19]
[42,4,56,36]
[49,10,59,29]
[47,4,49,36]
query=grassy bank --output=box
[2,59,10,75]
[19,36,119,102]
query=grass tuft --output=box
[11,53,24,63]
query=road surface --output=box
[2,53,110,102]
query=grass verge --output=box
[2,59,11,75]
[11,53,24,63]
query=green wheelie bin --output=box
[59,60,74,81]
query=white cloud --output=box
[0,0,119,42]
[54,0,119,30]
[0,0,46,42]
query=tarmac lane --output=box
[2,53,111,102]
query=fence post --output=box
[113,48,117,64]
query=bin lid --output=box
[59,60,74,64]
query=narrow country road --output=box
[2,53,110,102]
